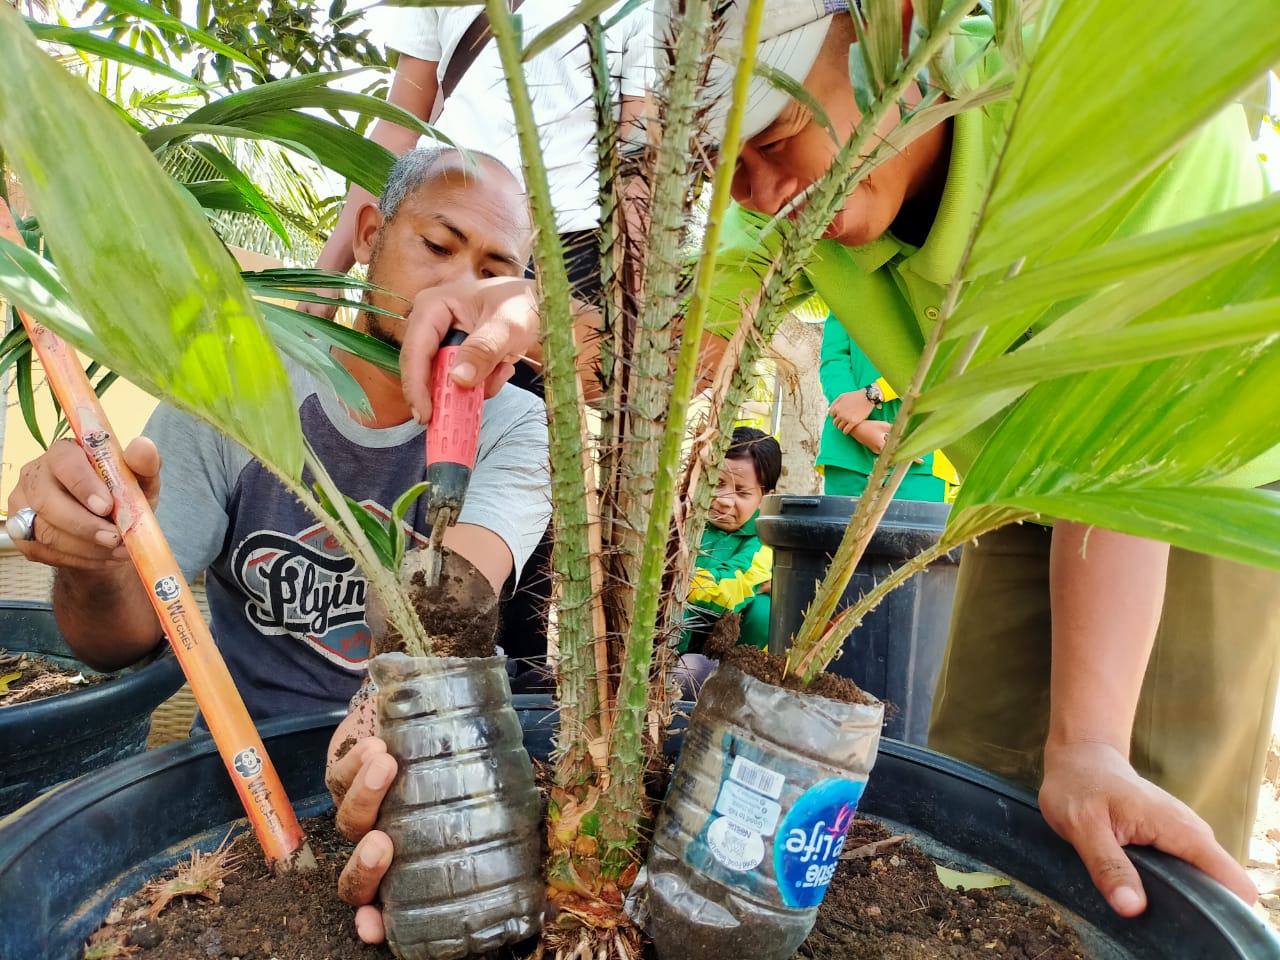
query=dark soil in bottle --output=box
[707,629,878,707]
[370,547,499,659]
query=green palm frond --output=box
[790,0,1280,677]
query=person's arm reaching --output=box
[398,274,623,421]
[821,319,877,436]
[302,54,440,317]
[1039,523,1256,914]
[398,277,546,423]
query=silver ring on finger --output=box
[6,506,38,542]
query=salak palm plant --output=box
[2,0,1280,958]
[502,2,1280,951]
[1,4,433,451]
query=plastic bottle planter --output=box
[369,652,545,960]
[644,664,884,960]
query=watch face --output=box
[866,383,884,404]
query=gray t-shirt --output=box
[147,365,550,721]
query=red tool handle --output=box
[426,329,484,511]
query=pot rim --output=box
[0,600,185,739]
[0,704,1273,960]
[864,739,1280,958]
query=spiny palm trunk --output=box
[543,0,778,930]
[481,7,629,935]
[489,0,983,952]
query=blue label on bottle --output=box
[772,777,865,908]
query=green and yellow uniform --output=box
[682,512,773,652]
[817,317,957,502]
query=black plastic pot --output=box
[0,599,184,815]
[0,706,1275,960]
[756,494,961,743]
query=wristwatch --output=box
[864,382,885,408]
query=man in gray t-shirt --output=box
[6,146,550,725]
[146,359,548,722]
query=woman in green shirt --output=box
[817,316,955,502]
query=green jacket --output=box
[817,318,953,501]
[706,17,1275,482]
[681,513,772,652]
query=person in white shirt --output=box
[304,2,651,693]
[310,1,652,312]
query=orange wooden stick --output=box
[1,209,310,869]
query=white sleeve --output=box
[370,6,444,62]
[610,3,655,98]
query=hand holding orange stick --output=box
[0,206,314,872]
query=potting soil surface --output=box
[85,813,1090,960]
[809,818,1087,960]
[0,649,108,706]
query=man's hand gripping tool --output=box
[423,328,483,586]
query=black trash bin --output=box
[756,494,960,744]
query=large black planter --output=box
[0,599,184,815]
[0,705,1274,960]
[756,494,961,743]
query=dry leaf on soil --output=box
[841,833,909,860]
[935,865,1011,891]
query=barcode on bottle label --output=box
[715,779,782,834]
[729,755,785,800]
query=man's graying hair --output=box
[378,145,515,222]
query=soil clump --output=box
[369,547,499,659]
[713,636,878,706]
[405,562,497,658]
[87,813,1091,960]
[0,649,108,706]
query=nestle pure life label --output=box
[773,777,865,907]
[694,732,866,913]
